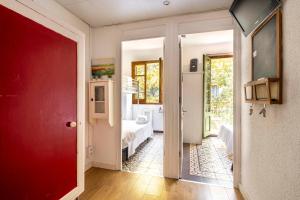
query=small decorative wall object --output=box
[259,104,267,118]
[249,104,253,116]
[91,58,115,79]
[244,9,282,105]
[89,79,114,126]
[190,58,198,72]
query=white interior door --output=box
[179,38,183,178]
[182,73,203,144]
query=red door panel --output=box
[0,5,77,200]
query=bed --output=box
[122,119,153,160]
[121,77,154,160]
[218,124,233,171]
[218,124,233,156]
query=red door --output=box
[0,5,77,200]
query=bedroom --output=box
[121,38,165,176]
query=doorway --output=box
[121,38,165,177]
[180,30,234,187]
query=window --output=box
[132,59,163,104]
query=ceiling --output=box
[181,30,233,47]
[55,0,233,27]
[122,37,164,51]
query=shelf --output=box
[244,78,282,104]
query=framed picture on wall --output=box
[91,58,115,79]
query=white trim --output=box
[164,21,181,178]
[116,37,123,171]
[239,184,251,200]
[0,1,86,199]
[92,161,117,170]
[233,26,242,188]
[180,179,233,189]
[16,0,85,40]
[85,161,93,172]
[73,32,86,200]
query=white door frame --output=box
[178,37,183,178]
[178,27,242,187]
[232,27,242,188]
[0,1,86,199]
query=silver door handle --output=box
[182,110,187,113]
[66,121,77,128]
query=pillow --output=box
[136,115,148,124]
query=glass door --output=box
[203,55,234,138]
[203,55,212,138]
[95,85,105,114]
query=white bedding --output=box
[122,120,153,157]
[218,124,233,155]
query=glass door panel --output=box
[94,85,105,114]
[146,62,160,103]
[95,86,105,101]
[203,55,212,138]
[95,102,105,113]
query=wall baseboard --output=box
[85,161,92,172]
[92,161,117,170]
[239,184,251,200]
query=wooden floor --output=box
[79,168,244,200]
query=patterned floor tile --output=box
[122,132,163,177]
[188,137,233,186]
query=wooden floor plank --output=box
[79,168,244,200]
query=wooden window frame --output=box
[207,54,233,59]
[132,58,163,104]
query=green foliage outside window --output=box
[146,63,160,103]
[210,57,233,132]
[132,60,162,104]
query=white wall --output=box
[122,47,164,130]
[91,10,234,178]
[181,42,233,72]
[122,48,163,76]
[132,104,164,131]
[31,0,92,171]
[240,1,300,200]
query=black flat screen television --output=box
[230,0,281,36]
